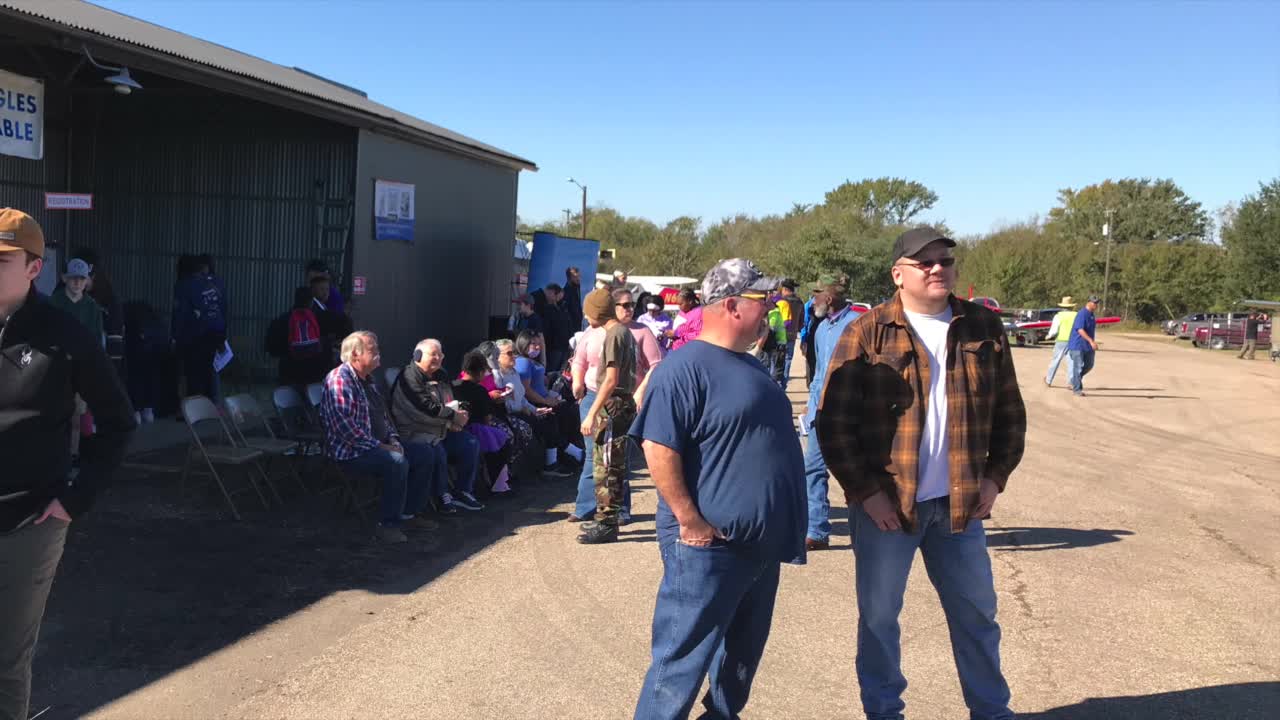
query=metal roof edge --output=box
[0,1,538,172]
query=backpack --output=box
[287,308,322,358]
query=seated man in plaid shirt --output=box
[818,227,1027,720]
[319,331,435,544]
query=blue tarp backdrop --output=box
[527,232,599,295]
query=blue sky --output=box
[101,0,1279,237]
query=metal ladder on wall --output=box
[314,180,355,298]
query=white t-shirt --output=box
[904,307,953,502]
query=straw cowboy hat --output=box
[1058,296,1077,308]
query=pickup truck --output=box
[1192,317,1272,350]
[1175,312,1250,340]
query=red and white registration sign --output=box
[352,275,367,296]
[45,192,93,210]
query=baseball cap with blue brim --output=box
[65,258,92,278]
[701,258,781,305]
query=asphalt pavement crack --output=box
[1195,518,1279,583]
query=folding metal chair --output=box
[305,382,324,410]
[279,385,371,518]
[382,366,401,392]
[224,394,309,496]
[180,395,270,520]
[272,386,323,455]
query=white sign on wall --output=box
[373,179,415,243]
[0,69,43,160]
[45,193,93,210]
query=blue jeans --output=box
[804,429,831,542]
[634,540,781,720]
[573,390,632,518]
[1044,341,1071,385]
[442,431,478,494]
[1067,349,1095,394]
[852,497,1011,720]
[341,445,428,526]
[782,337,797,383]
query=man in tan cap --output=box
[1044,295,1079,387]
[0,209,136,720]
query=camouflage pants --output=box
[593,392,637,526]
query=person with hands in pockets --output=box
[629,258,806,720]
[0,209,136,720]
[818,227,1027,720]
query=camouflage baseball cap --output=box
[701,258,781,305]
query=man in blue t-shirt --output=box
[630,258,806,720]
[1067,295,1100,396]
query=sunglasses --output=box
[897,257,956,271]
[737,292,769,301]
[617,302,636,309]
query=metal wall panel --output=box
[352,128,519,369]
[58,91,358,376]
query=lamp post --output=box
[567,177,587,239]
[1101,208,1114,315]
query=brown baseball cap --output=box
[0,208,45,257]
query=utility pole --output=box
[1101,208,1114,315]
[568,177,588,239]
[562,208,572,234]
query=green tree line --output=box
[520,176,1280,322]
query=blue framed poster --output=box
[374,179,415,242]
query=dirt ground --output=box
[30,332,1280,719]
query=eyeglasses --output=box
[617,302,635,309]
[737,292,769,301]
[896,257,956,271]
[500,350,516,357]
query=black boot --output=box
[576,522,618,544]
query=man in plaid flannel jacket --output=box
[320,331,435,544]
[818,227,1026,720]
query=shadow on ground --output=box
[31,444,582,719]
[987,526,1134,551]
[1018,682,1280,719]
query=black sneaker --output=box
[452,491,484,511]
[577,522,618,544]
[543,464,574,478]
[435,498,459,515]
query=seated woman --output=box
[514,331,585,469]
[491,338,573,477]
[452,350,516,493]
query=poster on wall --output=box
[0,68,43,160]
[374,179,415,242]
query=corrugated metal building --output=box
[0,0,536,375]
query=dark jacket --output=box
[533,291,571,353]
[388,364,459,443]
[563,280,583,332]
[513,312,544,335]
[172,272,228,345]
[1,287,136,532]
